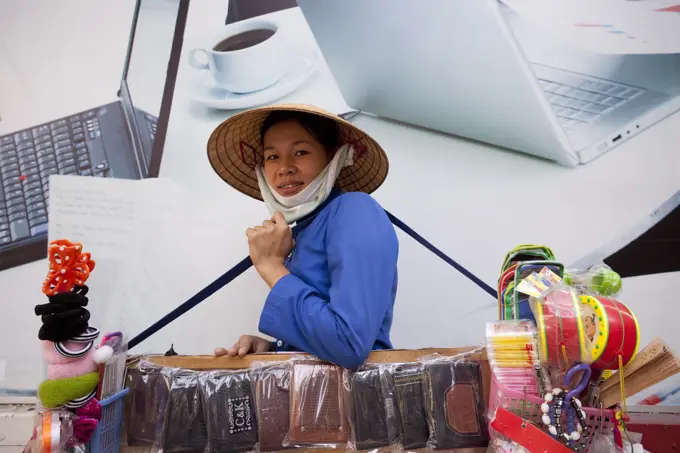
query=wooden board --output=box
[146,346,487,369]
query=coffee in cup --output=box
[213,28,276,52]
[189,20,285,94]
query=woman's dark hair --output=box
[260,110,342,152]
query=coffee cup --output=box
[188,19,284,94]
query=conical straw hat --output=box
[207,103,389,201]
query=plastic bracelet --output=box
[541,389,589,452]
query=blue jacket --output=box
[258,188,399,369]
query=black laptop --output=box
[0,0,189,271]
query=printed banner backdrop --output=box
[0,0,678,391]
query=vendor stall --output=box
[22,239,679,453]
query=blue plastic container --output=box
[86,388,129,453]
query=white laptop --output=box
[296,0,680,167]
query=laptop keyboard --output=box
[0,113,108,245]
[537,77,644,131]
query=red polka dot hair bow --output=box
[42,239,96,296]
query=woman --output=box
[207,104,398,369]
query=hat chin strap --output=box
[255,145,355,224]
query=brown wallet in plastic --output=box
[423,360,489,448]
[255,364,291,451]
[289,360,349,445]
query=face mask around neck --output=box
[255,144,355,224]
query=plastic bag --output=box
[379,362,428,451]
[485,320,547,397]
[249,361,291,452]
[530,283,589,368]
[25,410,75,453]
[485,437,530,452]
[97,331,128,399]
[564,262,622,298]
[421,351,489,449]
[126,360,172,448]
[162,368,207,453]
[284,358,350,449]
[588,432,624,453]
[198,370,258,453]
[347,363,394,452]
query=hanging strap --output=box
[128,211,496,349]
[385,212,497,297]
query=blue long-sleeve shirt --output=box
[258,188,399,369]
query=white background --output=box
[0,0,678,391]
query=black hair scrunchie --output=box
[35,285,90,316]
[38,310,91,341]
[35,303,79,316]
[41,307,89,325]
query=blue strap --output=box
[385,211,497,298]
[128,211,496,350]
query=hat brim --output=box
[207,103,389,201]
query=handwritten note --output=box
[47,175,235,341]
[49,175,138,258]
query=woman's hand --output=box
[215,335,272,357]
[246,211,292,287]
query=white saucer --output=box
[188,51,319,110]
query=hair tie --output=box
[35,302,86,316]
[38,311,91,342]
[64,389,97,409]
[42,240,95,296]
[46,285,90,307]
[70,326,100,342]
[54,340,94,359]
[52,327,100,359]
[41,307,88,325]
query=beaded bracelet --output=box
[541,388,589,452]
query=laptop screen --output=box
[120,0,182,171]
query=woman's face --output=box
[262,120,331,197]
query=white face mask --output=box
[255,144,355,224]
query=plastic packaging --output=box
[421,352,489,449]
[564,262,623,298]
[588,432,624,453]
[530,283,589,368]
[485,320,546,397]
[249,361,291,452]
[284,358,350,449]
[512,261,565,322]
[485,437,530,453]
[379,362,428,450]
[347,363,393,452]
[530,278,641,372]
[198,370,258,453]
[126,361,171,448]
[96,331,128,399]
[25,410,75,453]
[162,368,207,453]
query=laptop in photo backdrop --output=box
[296,0,680,167]
[0,0,189,271]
